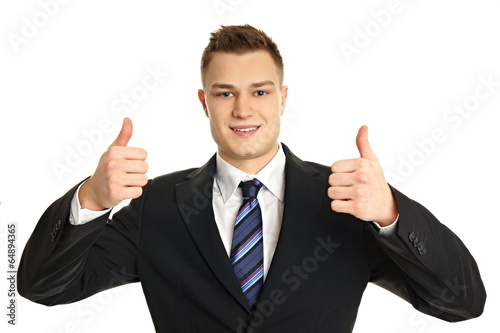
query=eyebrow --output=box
[211,83,235,90]
[249,80,275,88]
[211,80,276,90]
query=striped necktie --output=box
[230,179,264,310]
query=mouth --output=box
[230,126,260,136]
[232,127,258,132]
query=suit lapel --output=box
[260,144,328,298]
[175,155,250,312]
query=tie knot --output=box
[239,179,263,199]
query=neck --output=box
[219,143,279,174]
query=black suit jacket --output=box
[18,144,486,332]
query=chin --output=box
[220,143,259,160]
[233,147,260,159]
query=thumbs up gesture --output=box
[79,118,148,211]
[328,126,398,226]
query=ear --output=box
[279,85,288,116]
[198,89,209,117]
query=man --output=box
[19,25,486,332]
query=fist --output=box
[327,126,398,226]
[79,118,148,210]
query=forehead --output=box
[204,50,280,88]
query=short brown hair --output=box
[200,24,284,87]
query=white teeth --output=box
[233,127,257,132]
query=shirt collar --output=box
[215,143,286,204]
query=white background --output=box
[1,0,499,332]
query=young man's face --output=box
[198,50,288,172]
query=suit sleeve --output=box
[366,186,486,322]
[18,180,147,305]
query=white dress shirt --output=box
[213,144,286,280]
[70,143,397,281]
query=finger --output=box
[356,125,376,160]
[120,186,144,200]
[107,146,148,161]
[109,160,148,174]
[123,147,148,160]
[124,174,149,186]
[330,199,353,214]
[109,173,148,187]
[125,160,149,174]
[110,117,133,147]
[328,173,355,186]
[327,186,356,201]
[331,159,360,173]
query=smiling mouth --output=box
[231,127,259,132]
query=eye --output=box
[254,90,267,96]
[218,92,234,97]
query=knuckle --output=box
[354,187,365,198]
[353,201,364,212]
[107,172,122,186]
[107,159,120,171]
[107,172,117,183]
[107,146,120,156]
[108,187,120,201]
[356,172,368,184]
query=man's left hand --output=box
[328,126,398,226]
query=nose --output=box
[232,93,253,119]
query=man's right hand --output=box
[79,118,148,211]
